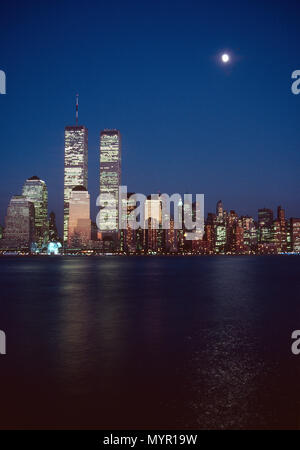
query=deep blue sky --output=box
[1,0,300,232]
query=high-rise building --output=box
[144,196,162,225]
[258,208,273,243]
[277,206,285,224]
[22,176,48,246]
[68,186,91,249]
[99,129,121,236]
[286,220,292,252]
[64,120,88,243]
[231,223,244,253]
[290,218,300,252]
[276,205,287,252]
[215,224,226,252]
[240,216,256,249]
[216,200,223,219]
[166,218,178,253]
[258,208,273,227]
[214,200,226,252]
[1,196,35,250]
[49,211,59,242]
[120,193,137,253]
[273,219,281,250]
[143,195,163,253]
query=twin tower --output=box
[64,125,121,246]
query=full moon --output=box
[221,53,230,63]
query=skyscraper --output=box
[276,205,287,252]
[22,175,48,246]
[258,208,273,243]
[144,195,163,253]
[120,192,137,253]
[49,211,59,242]
[68,186,91,249]
[216,200,223,219]
[144,196,162,225]
[64,111,88,243]
[290,218,300,252]
[99,129,121,236]
[1,196,35,250]
[258,208,273,228]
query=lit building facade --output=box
[99,129,121,236]
[216,200,223,219]
[22,176,48,246]
[144,196,163,253]
[64,125,88,243]
[49,211,59,242]
[215,224,226,252]
[144,196,162,225]
[68,186,91,248]
[275,205,287,252]
[166,218,178,253]
[258,208,273,243]
[120,193,137,253]
[2,196,35,249]
[290,218,300,252]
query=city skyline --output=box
[1,114,300,249]
[1,1,300,230]
[1,158,300,254]
[0,89,299,254]
[1,108,300,239]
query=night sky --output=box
[1,0,300,233]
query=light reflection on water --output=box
[0,256,299,429]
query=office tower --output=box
[49,211,59,242]
[143,196,162,253]
[258,208,273,227]
[276,205,287,252]
[216,200,223,219]
[165,218,178,253]
[228,210,238,227]
[277,206,285,224]
[99,129,121,236]
[119,192,131,253]
[145,196,162,225]
[91,222,98,241]
[241,216,255,232]
[204,223,214,253]
[206,212,216,225]
[215,224,226,252]
[258,208,273,243]
[240,216,255,249]
[286,221,292,252]
[226,210,238,251]
[22,176,48,246]
[2,196,35,249]
[290,218,300,252]
[250,225,258,247]
[68,186,91,248]
[183,199,193,241]
[121,193,137,253]
[64,99,88,243]
[0,225,3,240]
[273,219,281,251]
[230,223,244,254]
